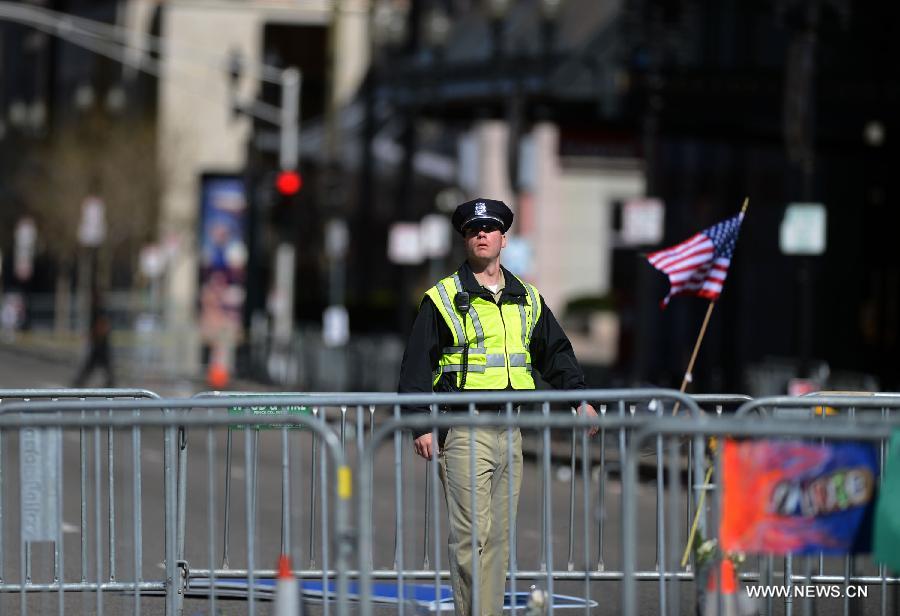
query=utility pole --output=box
[782,0,821,379]
[269,66,302,351]
[279,67,301,171]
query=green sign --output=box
[874,430,900,572]
[227,405,312,430]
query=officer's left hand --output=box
[578,403,599,437]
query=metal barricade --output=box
[620,395,900,616]
[353,388,703,616]
[733,395,900,616]
[9,389,898,616]
[185,389,707,614]
[186,391,375,616]
[178,389,740,616]
[0,389,164,614]
[0,395,353,616]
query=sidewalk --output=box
[0,329,277,396]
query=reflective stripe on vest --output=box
[424,273,542,390]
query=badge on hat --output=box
[475,202,486,215]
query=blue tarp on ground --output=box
[185,577,599,611]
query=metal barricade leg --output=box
[393,404,406,616]
[320,408,331,616]
[164,422,181,616]
[542,401,555,616]
[206,416,220,615]
[666,435,681,616]
[245,427,256,616]
[94,421,104,616]
[580,406,591,616]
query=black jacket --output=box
[397,261,587,437]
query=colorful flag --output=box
[874,430,900,572]
[720,439,879,555]
[646,212,744,307]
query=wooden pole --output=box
[672,301,716,416]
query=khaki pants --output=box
[439,426,523,616]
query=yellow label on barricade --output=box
[227,405,312,430]
[338,466,352,500]
[814,405,839,416]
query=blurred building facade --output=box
[151,0,369,375]
[355,0,899,394]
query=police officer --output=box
[397,198,598,616]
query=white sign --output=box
[457,132,479,193]
[621,198,665,246]
[388,222,424,265]
[325,219,349,259]
[322,305,349,348]
[15,217,37,251]
[225,241,248,270]
[780,203,827,255]
[78,196,107,247]
[420,214,452,258]
[139,244,166,279]
[20,428,61,542]
[14,217,37,281]
[272,244,296,344]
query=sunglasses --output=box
[464,222,502,235]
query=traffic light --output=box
[266,169,302,231]
[275,169,302,196]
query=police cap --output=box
[451,198,514,235]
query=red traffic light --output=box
[275,170,302,196]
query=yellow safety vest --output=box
[424,271,542,390]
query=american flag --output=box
[646,212,745,307]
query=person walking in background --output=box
[72,291,115,388]
[398,197,599,616]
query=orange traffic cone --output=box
[207,361,229,389]
[273,554,302,616]
[703,559,756,616]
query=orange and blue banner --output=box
[721,439,878,555]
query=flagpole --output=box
[671,301,716,416]
[671,197,749,416]
[675,196,750,569]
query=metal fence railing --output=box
[0,394,352,616]
[192,389,714,615]
[1,390,899,615]
[354,389,703,616]
[622,395,900,616]
[0,389,170,615]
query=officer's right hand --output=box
[414,433,438,460]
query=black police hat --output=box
[451,198,514,235]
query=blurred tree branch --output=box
[14,112,163,278]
